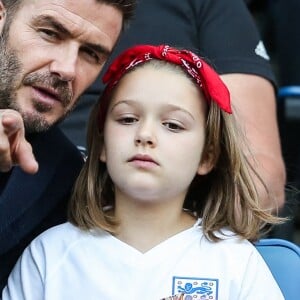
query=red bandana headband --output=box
[99,44,231,128]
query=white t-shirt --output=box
[2,221,284,300]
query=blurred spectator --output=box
[247,0,300,242]
[247,0,300,86]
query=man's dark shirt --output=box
[0,126,84,290]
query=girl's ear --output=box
[99,147,106,163]
[197,147,215,175]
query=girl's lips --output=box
[128,154,159,168]
[129,154,158,164]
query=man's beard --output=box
[0,36,74,133]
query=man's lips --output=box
[32,85,62,102]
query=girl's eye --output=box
[163,122,184,132]
[118,116,138,125]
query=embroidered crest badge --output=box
[172,276,219,300]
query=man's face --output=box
[0,0,122,132]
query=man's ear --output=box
[99,147,106,163]
[0,1,6,32]
[197,147,215,175]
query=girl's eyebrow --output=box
[109,99,137,111]
[163,104,195,120]
[110,100,195,120]
[31,15,111,57]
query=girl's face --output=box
[100,65,213,204]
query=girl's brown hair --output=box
[69,60,283,242]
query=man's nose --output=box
[49,44,78,82]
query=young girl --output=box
[2,45,284,300]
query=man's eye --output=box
[81,48,102,64]
[39,29,59,40]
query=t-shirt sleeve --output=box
[237,248,284,299]
[2,240,45,300]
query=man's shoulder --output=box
[29,126,84,168]
[30,126,82,153]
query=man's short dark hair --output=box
[101,0,136,28]
[2,0,136,30]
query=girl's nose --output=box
[134,123,157,147]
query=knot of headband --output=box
[101,44,232,114]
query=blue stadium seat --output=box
[255,238,300,300]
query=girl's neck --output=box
[112,198,196,253]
